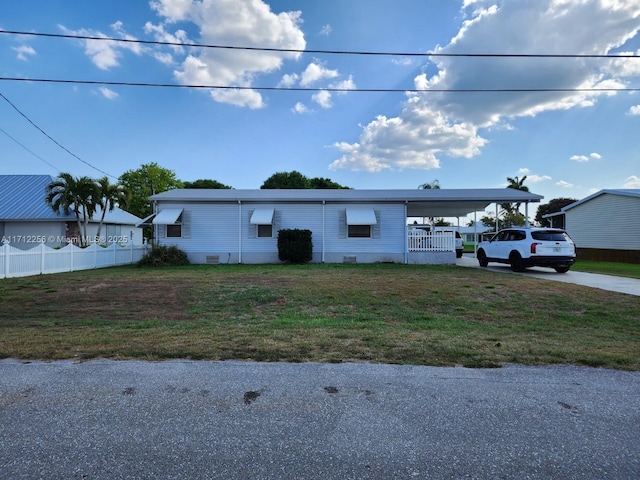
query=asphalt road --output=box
[1,359,638,479]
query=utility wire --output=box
[2,29,640,59]
[0,125,61,172]
[0,92,116,178]
[1,77,639,93]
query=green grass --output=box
[570,259,640,279]
[0,263,638,370]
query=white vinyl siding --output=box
[566,193,640,250]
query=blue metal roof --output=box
[0,175,76,221]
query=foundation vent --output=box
[343,256,357,264]
[206,255,220,265]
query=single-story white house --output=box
[546,189,640,263]
[0,175,144,249]
[144,188,542,265]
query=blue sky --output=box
[1,0,639,219]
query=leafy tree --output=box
[183,179,233,189]
[261,171,310,189]
[261,171,350,189]
[535,197,577,227]
[119,163,183,219]
[308,177,350,189]
[418,179,440,190]
[95,176,130,242]
[500,211,527,228]
[45,173,99,246]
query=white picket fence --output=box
[0,242,149,279]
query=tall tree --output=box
[535,197,577,227]
[308,177,351,189]
[45,173,99,246]
[183,179,233,189]
[418,179,440,190]
[119,163,183,219]
[501,175,529,215]
[261,171,350,189]
[261,171,310,189]
[95,177,130,242]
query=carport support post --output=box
[524,202,530,227]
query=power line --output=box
[1,76,639,93]
[0,125,61,172]
[0,92,116,178]
[2,29,640,59]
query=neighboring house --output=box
[558,189,640,263]
[145,189,542,265]
[0,175,144,249]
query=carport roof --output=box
[151,188,543,218]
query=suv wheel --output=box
[509,252,526,272]
[554,266,571,273]
[477,249,488,267]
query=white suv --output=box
[476,228,576,273]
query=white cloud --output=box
[590,152,602,160]
[330,99,487,172]
[629,105,640,115]
[279,73,299,87]
[527,174,552,183]
[330,75,356,93]
[319,25,332,36]
[292,102,309,114]
[150,0,306,108]
[300,62,339,86]
[98,87,119,100]
[312,90,332,109]
[59,22,144,70]
[556,180,574,188]
[12,45,36,61]
[624,175,640,188]
[391,58,414,67]
[332,0,640,171]
[570,155,589,162]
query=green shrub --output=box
[278,229,313,264]
[138,245,190,267]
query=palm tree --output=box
[501,175,529,215]
[95,177,130,243]
[45,173,99,247]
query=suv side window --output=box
[497,231,511,241]
[512,230,526,241]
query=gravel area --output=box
[1,359,639,479]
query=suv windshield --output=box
[531,230,570,241]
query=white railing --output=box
[407,230,455,252]
[0,242,149,279]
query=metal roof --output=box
[561,189,640,212]
[0,174,142,224]
[151,188,543,218]
[0,175,75,221]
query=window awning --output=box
[153,208,183,225]
[346,208,377,225]
[250,208,274,225]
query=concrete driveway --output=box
[457,255,640,296]
[1,359,639,479]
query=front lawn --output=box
[1,264,638,370]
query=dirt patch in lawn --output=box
[3,279,196,323]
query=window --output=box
[345,208,377,238]
[166,224,182,237]
[250,208,275,238]
[257,224,273,238]
[348,224,371,238]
